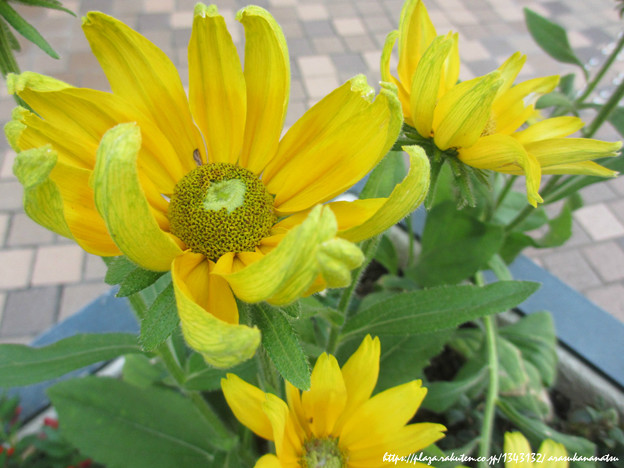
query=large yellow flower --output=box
[504,432,568,468]
[382,0,621,206]
[5,5,430,367]
[222,335,446,467]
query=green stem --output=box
[327,237,380,354]
[405,212,415,266]
[584,77,624,138]
[576,32,624,104]
[494,175,517,212]
[503,174,564,232]
[478,314,499,468]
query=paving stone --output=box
[574,203,624,241]
[0,292,5,327]
[541,250,602,291]
[579,182,617,204]
[302,19,334,37]
[343,35,376,53]
[84,253,108,281]
[333,18,367,37]
[586,284,624,322]
[0,249,34,289]
[302,74,340,99]
[330,53,367,74]
[0,180,23,211]
[0,150,15,180]
[31,245,84,286]
[79,0,113,14]
[0,213,8,246]
[0,286,59,337]
[296,4,328,20]
[609,199,624,225]
[297,55,336,77]
[58,282,112,322]
[582,242,624,282]
[142,0,174,13]
[312,36,345,54]
[170,11,193,29]
[7,213,55,247]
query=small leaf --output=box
[0,1,59,58]
[536,201,573,248]
[341,281,540,340]
[497,336,529,394]
[279,301,301,319]
[407,201,505,287]
[139,283,179,351]
[536,91,574,110]
[374,234,399,275]
[252,303,311,390]
[423,367,488,412]
[607,106,624,138]
[524,8,585,70]
[0,333,142,387]
[122,354,167,388]
[48,378,236,468]
[10,0,75,16]
[117,267,166,297]
[493,192,549,232]
[104,256,137,285]
[360,150,406,199]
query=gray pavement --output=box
[0,0,623,344]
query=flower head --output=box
[504,432,568,468]
[221,335,446,467]
[383,0,621,206]
[5,5,430,368]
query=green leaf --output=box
[500,312,557,386]
[252,303,311,390]
[360,150,406,199]
[607,106,624,138]
[9,0,75,16]
[122,353,168,388]
[139,283,179,351]
[493,192,549,231]
[104,256,137,285]
[524,8,585,69]
[497,336,529,394]
[279,301,301,319]
[0,0,59,58]
[500,231,538,264]
[498,398,596,468]
[0,333,141,387]
[374,234,399,275]
[48,377,236,468]
[340,281,540,340]
[423,366,488,412]
[536,201,573,248]
[536,91,574,111]
[183,357,256,392]
[117,267,166,297]
[407,201,505,287]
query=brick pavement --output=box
[0,0,623,343]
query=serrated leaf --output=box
[139,283,179,351]
[48,377,236,468]
[360,150,406,199]
[500,312,557,386]
[117,267,166,297]
[0,333,141,387]
[0,1,59,58]
[252,303,311,390]
[408,201,505,287]
[340,281,540,340]
[524,8,584,69]
[423,366,488,412]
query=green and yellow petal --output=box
[93,123,183,271]
[253,454,282,468]
[504,432,536,468]
[524,138,622,168]
[221,374,274,440]
[173,254,261,367]
[397,0,437,87]
[237,5,290,174]
[189,4,246,166]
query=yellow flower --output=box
[5,5,430,368]
[221,335,446,467]
[382,0,621,206]
[504,432,568,468]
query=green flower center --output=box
[300,437,346,468]
[168,162,276,261]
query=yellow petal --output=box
[539,439,568,468]
[433,71,502,150]
[513,116,584,145]
[542,160,618,177]
[496,52,526,97]
[381,31,411,123]
[216,205,340,305]
[457,133,543,206]
[265,77,403,214]
[503,432,533,468]
[397,0,437,88]
[12,145,73,239]
[338,145,430,243]
[441,32,460,95]
[316,238,364,288]
[189,4,246,165]
[82,12,204,170]
[301,353,347,438]
[221,374,274,440]
[173,254,261,368]
[263,393,302,463]
[525,138,622,168]
[285,381,308,437]
[334,336,380,433]
[340,380,427,450]
[254,454,283,468]
[410,36,454,138]
[237,6,289,174]
[93,123,183,271]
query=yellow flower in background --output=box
[222,335,446,467]
[5,5,430,368]
[383,0,621,206]
[504,432,568,468]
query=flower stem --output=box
[404,213,415,266]
[475,272,498,468]
[494,175,517,212]
[584,76,624,138]
[576,32,624,104]
[327,237,380,354]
